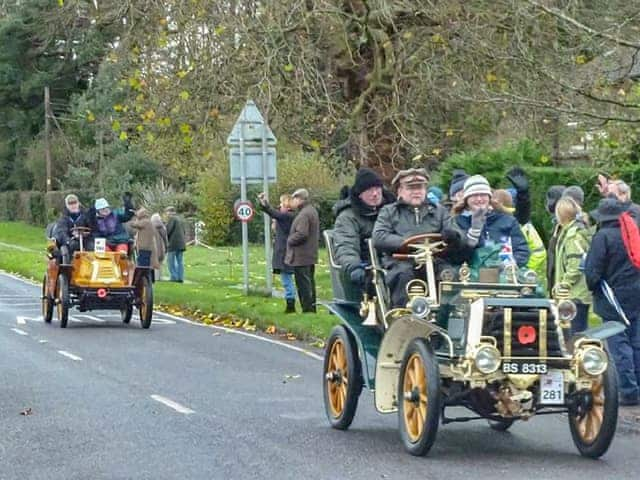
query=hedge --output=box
[0,190,96,226]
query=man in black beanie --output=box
[448,169,469,207]
[333,168,394,289]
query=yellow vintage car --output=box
[42,227,153,328]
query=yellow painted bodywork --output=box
[70,251,133,288]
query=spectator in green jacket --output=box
[554,197,592,335]
[165,206,186,283]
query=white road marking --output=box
[150,395,195,415]
[11,328,28,336]
[2,269,324,362]
[1,303,41,307]
[75,314,106,323]
[158,311,324,361]
[57,350,83,361]
[16,316,26,325]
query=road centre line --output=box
[1,270,324,362]
[11,328,28,336]
[57,350,83,361]
[150,395,195,415]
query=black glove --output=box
[506,167,529,193]
[442,228,461,246]
[350,268,366,286]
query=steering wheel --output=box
[71,226,92,237]
[393,233,447,260]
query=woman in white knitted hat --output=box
[449,175,530,267]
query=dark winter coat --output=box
[54,207,90,246]
[449,209,530,267]
[166,214,186,252]
[333,190,395,276]
[259,201,294,273]
[285,202,320,267]
[372,199,449,282]
[584,218,640,320]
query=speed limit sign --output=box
[234,200,255,223]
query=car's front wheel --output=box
[568,361,618,458]
[42,275,53,323]
[56,273,69,328]
[322,326,363,430]
[398,338,441,456]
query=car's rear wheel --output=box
[42,275,53,323]
[569,362,618,458]
[323,326,363,430]
[56,273,69,328]
[138,275,153,329]
[121,303,133,324]
[488,419,515,431]
[398,338,441,456]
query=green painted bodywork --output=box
[322,301,382,390]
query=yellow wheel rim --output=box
[327,338,348,418]
[403,353,428,443]
[576,379,605,444]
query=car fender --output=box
[374,315,444,414]
[320,301,382,390]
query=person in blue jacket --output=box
[448,175,530,268]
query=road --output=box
[0,271,638,480]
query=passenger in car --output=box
[372,168,449,307]
[448,175,530,268]
[333,168,394,291]
[87,193,135,253]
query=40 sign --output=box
[234,200,255,223]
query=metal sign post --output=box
[227,100,277,296]
[261,114,273,293]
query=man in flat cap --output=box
[372,168,449,307]
[286,188,320,313]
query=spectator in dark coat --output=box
[285,188,320,313]
[165,206,186,282]
[584,198,640,406]
[258,192,296,313]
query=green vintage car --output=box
[322,231,623,458]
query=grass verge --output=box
[0,222,336,342]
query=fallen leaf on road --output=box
[20,408,32,416]
[266,325,276,335]
[309,340,325,349]
[285,333,297,341]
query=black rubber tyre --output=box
[138,275,153,329]
[569,361,618,458]
[42,275,53,323]
[121,303,133,324]
[323,325,363,430]
[488,419,515,431]
[56,273,69,328]
[398,338,441,456]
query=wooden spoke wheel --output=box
[138,275,153,329]
[121,303,133,324]
[56,273,69,329]
[322,326,362,430]
[569,361,618,458]
[398,338,441,456]
[41,275,53,324]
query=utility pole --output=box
[44,86,52,193]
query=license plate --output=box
[539,370,564,405]
[502,361,548,374]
